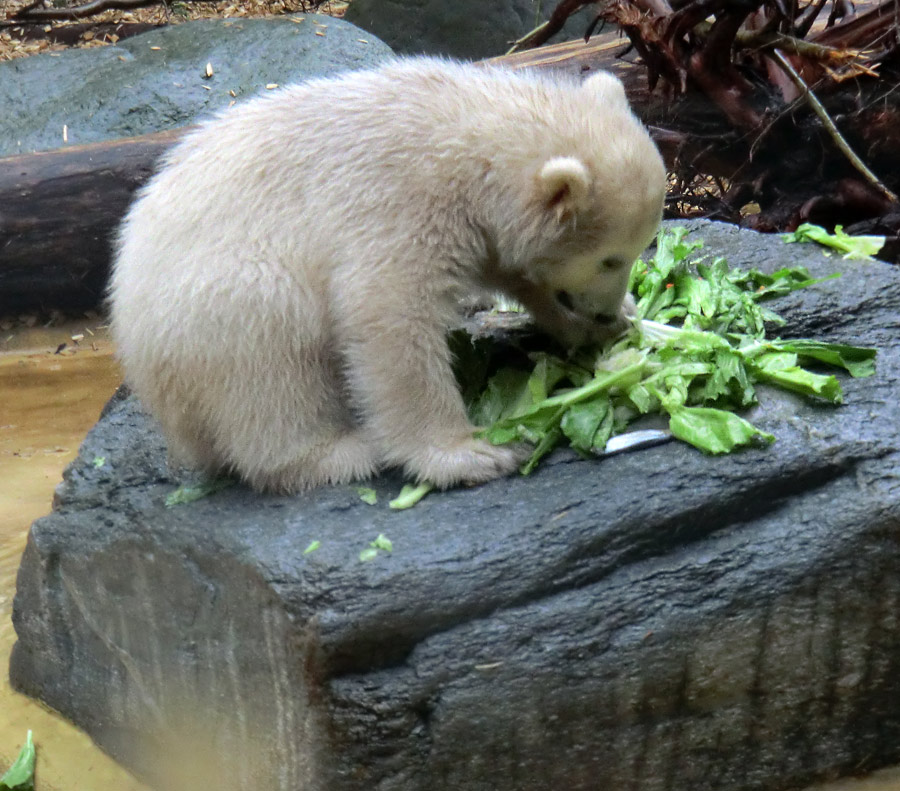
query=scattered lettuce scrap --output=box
[389,482,433,510]
[1,731,35,791]
[372,533,393,551]
[165,478,233,507]
[782,222,885,260]
[359,533,393,562]
[469,226,876,472]
[303,540,321,555]
[92,456,106,469]
[357,486,378,505]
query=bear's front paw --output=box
[405,435,529,489]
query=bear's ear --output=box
[538,156,591,222]
[581,70,629,111]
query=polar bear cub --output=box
[110,58,665,493]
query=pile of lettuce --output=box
[462,226,877,475]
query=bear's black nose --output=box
[555,290,574,311]
[594,312,617,324]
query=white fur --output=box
[539,156,592,221]
[109,58,666,493]
[582,69,630,110]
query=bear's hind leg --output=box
[162,409,225,479]
[242,430,380,494]
[204,341,379,493]
[133,370,226,479]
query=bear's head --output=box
[484,69,666,344]
[529,148,663,330]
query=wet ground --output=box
[0,320,148,790]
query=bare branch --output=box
[506,0,595,55]
[703,23,863,62]
[11,0,47,16]
[772,49,898,203]
[794,0,829,38]
[8,0,207,23]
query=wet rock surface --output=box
[10,221,900,790]
[0,16,392,157]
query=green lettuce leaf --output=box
[560,395,612,453]
[1,732,35,791]
[357,487,378,505]
[668,406,775,454]
[764,339,876,378]
[782,223,885,259]
[165,478,232,507]
[730,265,840,300]
[749,357,844,404]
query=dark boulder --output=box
[10,221,900,790]
[343,0,589,60]
[0,16,393,157]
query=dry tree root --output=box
[511,0,900,257]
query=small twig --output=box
[7,0,45,16]
[506,0,593,54]
[772,49,897,202]
[9,0,204,22]
[689,18,853,61]
[746,90,805,161]
[736,27,859,60]
[794,0,829,38]
[633,0,675,16]
[506,20,552,54]
[827,0,856,27]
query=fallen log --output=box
[0,127,185,314]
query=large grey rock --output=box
[10,221,900,790]
[0,16,393,157]
[344,0,590,60]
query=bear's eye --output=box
[600,257,626,271]
[555,290,575,311]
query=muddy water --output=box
[1,322,899,791]
[0,321,149,791]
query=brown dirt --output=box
[0,0,348,61]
